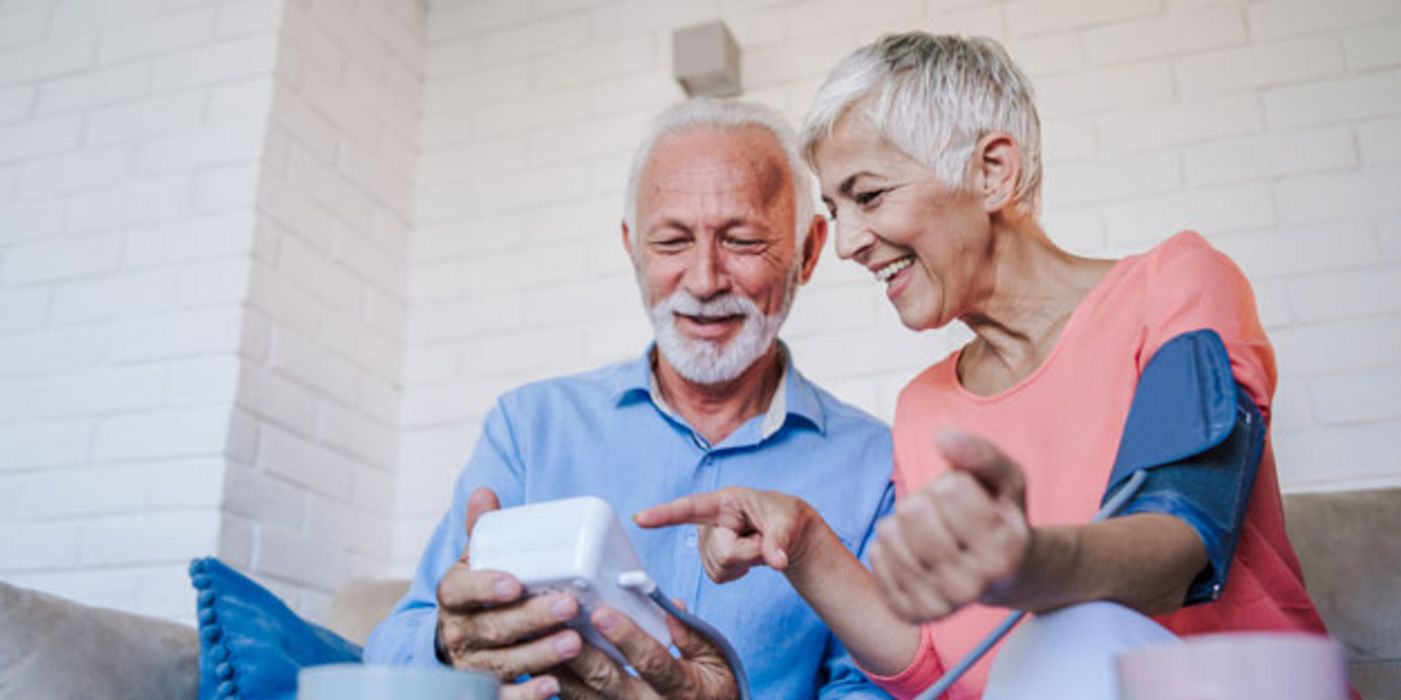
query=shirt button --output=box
[686,532,698,548]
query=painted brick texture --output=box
[231,0,421,620]
[0,0,421,623]
[0,0,276,620]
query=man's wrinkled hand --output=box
[436,488,582,700]
[553,604,737,700]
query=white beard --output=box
[647,277,795,385]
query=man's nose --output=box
[832,211,875,261]
[683,244,728,299]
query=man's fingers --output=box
[448,593,578,649]
[500,675,562,700]
[634,492,724,528]
[593,606,689,695]
[454,628,582,681]
[553,667,609,700]
[563,638,642,698]
[466,487,501,540]
[664,600,719,662]
[437,567,522,613]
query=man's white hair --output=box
[800,32,1043,214]
[624,97,818,249]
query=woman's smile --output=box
[873,254,917,299]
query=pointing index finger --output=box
[633,492,724,528]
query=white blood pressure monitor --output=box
[468,496,673,667]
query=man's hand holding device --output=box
[449,491,740,700]
[434,488,578,699]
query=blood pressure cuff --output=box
[1099,330,1268,605]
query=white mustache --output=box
[654,291,759,321]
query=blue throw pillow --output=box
[189,557,363,700]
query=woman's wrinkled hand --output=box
[634,487,818,583]
[871,431,1032,622]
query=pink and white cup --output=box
[1117,632,1349,700]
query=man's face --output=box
[625,126,811,385]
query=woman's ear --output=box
[974,132,1022,214]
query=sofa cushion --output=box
[0,580,198,700]
[326,579,410,647]
[190,558,362,700]
[1284,487,1401,700]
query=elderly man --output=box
[365,98,894,699]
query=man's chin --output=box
[656,340,776,386]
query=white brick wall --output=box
[229,0,420,619]
[395,0,1401,573]
[0,0,420,624]
[0,0,277,620]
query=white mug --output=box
[298,663,499,700]
[1117,632,1348,700]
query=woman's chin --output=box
[893,302,943,333]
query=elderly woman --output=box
[639,32,1343,700]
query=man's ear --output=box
[973,132,1022,214]
[621,220,637,262]
[798,215,827,285]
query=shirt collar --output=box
[608,342,826,437]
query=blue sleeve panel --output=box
[1100,330,1269,606]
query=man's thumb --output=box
[465,487,501,539]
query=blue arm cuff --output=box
[1112,387,1266,606]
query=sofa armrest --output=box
[0,581,198,700]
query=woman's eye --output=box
[854,189,888,207]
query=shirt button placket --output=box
[686,449,718,600]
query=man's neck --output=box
[652,345,786,447]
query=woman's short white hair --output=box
[624,98,817,249]
[800,32,1043,214]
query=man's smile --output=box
[676,312,745,339]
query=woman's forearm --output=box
[989,513,1207,616]
[785,520,922,677]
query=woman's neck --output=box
[957,220,1115,395]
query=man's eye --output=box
[726,238,763,249]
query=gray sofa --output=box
[2,488,1397,699]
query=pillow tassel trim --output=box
[191,558,241,699]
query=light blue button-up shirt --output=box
[366,347,896,699]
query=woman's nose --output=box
[831,212,875,261]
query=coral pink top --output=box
[869,233,1338,699]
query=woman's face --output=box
[812,115,993,332]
